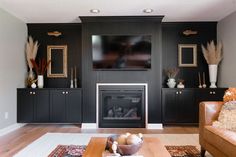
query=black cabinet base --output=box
[162,88,226,125]
[17,88,82,123]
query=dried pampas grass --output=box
[201,40,223,65]
[165,68,179,78]
[26,36,39,69]
[30,58,51,75]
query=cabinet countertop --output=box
[17,88,82,90]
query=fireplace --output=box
[97,84,146,128]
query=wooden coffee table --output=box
[83,137,171,157]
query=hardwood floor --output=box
[0,124,198,157]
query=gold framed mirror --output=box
[47,45,67,78]
[178,44,197,67]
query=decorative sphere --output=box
[126,134,142,145]
[138,133,143,138]
[117,134,127,145]
[125,132,131,137]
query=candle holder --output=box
[198,72,202,88]
[70,80,74,88]
[202,72,207,88]
[70,67,74,88]
[74,66,77,88]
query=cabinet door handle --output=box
[179,91,182,94]
[176,91,179,94]
[210,91,212,94]
[213,91,216,94]
[62,91,65,94]
[33,92,35,95]
[30,91,33,95]
[66,91,68,94]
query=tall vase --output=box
[37,75,44,88]
[208,64,218,88]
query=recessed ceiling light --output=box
[143,9,153,13]
[90,9,100,13]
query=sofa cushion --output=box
[212,101,236,132]
[204,126,236,156]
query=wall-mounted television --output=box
[92,35,151,70]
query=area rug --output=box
[48,144,200,157]
[165,145,200,157]
[48,145,86,157]
[13,133,211,157]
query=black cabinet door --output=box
[195,88,226,123]
[50,90,66,122]
[17,90,34,122]
[162,88,196,124]
[162,89,179,123]
[195,89,226,102]
[66,90,82,122]
[34,90,50,122]
[178,89,196,123]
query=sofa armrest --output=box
[199,101,224,126]
[199,101,224,146]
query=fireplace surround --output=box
[81,83,163,129]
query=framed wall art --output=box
[47,45,68,78]
[178,44,197,67]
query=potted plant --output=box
[164,68,179,88]
[201,40,223,88]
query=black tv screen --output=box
[92,35,151,70]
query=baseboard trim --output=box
[147,123,163,129]
[81,123,97,129]
[0,123,26,136]
[81,123,163,129]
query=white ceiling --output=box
[0,0,236,23]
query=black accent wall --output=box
[162,22,217,88]
[80,16,163,123]
[27,24,82,88]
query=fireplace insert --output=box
[98,85,145,128]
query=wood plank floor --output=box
[0,124,198,157]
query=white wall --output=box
[217,11,236,87]
[0,8,27,129]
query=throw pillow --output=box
[223,88,236,103]
[212,101,236,132]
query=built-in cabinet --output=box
[26,20,218,124]
[17,89,50,122]
[162,88,226,125]
[17,88,82,123]
[50,89,82,122]
[162,89,195,124]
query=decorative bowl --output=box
[107,134,143,155]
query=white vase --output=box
[167,78,176,88]
[37,75,44,88]
[208,64,218,88]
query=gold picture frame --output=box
[47,45,67,78]
[178,44,197,67]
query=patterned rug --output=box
[165,145,200,157]
[48,145,86,157]
[48,145,200,157]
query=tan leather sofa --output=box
[199,101,236,157]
